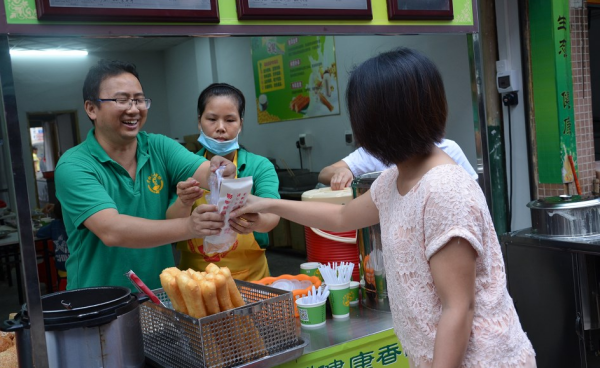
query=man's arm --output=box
[84,207,224,248]
[318,160,354,190]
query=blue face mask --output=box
[197,129,240,156]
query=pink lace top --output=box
[370,164,536,368]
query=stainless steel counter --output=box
[502,227,600,255]
[299,303,393,354]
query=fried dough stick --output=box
[201,279,221,316]
[159,271,188,315]
[177,272,207,319]
[205,263,220,274]
[219,267,245,308]
[214,273,234,311]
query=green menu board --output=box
[251,36,340,124]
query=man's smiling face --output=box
[85,72,147,147]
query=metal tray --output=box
[145,337,308,368]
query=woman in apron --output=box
[167,83,280,281]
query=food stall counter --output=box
[143,303,408,368]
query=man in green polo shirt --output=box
[55,60,235,291]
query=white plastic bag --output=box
[203,166,253,255]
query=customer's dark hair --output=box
[82,60,141,105]
[197,83,246,119]
[346,47,447,166]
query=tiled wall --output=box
[536,6,594,198]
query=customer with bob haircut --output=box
[230,47,536,367]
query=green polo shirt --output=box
[197,147,280,247]
[55,129,205,291]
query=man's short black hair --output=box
[82,60,141,123]
[346,47,447,166]
[197,83,246,119]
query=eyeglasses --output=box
[96,98,152,110]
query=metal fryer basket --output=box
[140,279,299,368]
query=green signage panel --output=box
[529,0,578,184]
[276,329,410,368]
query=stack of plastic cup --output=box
[349,281,360,306]
[300,262,323,282]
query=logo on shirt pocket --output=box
[147,173,164,194]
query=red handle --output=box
[568,155,582,195]
[125,270,161,305]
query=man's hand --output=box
[176,178,204,207]
[187,204,225,237]
[318,160,354,190]
[330,167,354,190]
[209,155,237,179]
[41,203,55,215]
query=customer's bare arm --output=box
[318,160,354,190]
[430,238,477,368]
[231,192,379,233]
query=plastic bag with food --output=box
[204,167,253,255]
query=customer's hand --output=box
[229,212,260,235]
[230,195,271,219]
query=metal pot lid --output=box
[527,195,600,210]
[20,286,137,328]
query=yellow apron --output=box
[177,151,270,281]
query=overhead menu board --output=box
[237,0,372,20]
[387,0,453,20]
[35,0,219,21]
[251,36,341,125]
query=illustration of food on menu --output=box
[252,36,340,124]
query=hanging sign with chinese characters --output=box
[251,36,340,124]
[529,0,577,184]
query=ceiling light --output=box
[9,49,88,57]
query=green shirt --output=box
[197,147,280,247]
[55,129,205,291]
